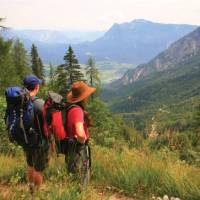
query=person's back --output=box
[65,81,96,190]
[6,75,50,192]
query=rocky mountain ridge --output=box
[119,26,200,86]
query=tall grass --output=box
[1,145,200,199]
[0,153,108,200]
[92,145,200,200]
[0,154,26,183]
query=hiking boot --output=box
[28,183,35,194]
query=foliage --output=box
[0,37,20,94]
[148,131,200,166]
[48,63,55,89]
[12,39,31,80]
[105,52,200,133]
[86,57,101,100]
[87,99,139,148]
[52,64,68,96]
[49,46,85,95]
[64,46,85,85]
[31,44,45,82]
[38,57,45,84]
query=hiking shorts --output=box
[24,141,49,172]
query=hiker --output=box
[66,81,96,190]
[5,75,49,191]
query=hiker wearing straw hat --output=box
[66,81,96,190]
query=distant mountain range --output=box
[102,26,200,130]
[108,26,200,89]
[74,19,197,64]
[1,19,197,66]
[2,29,104,44]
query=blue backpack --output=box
[5,87,39,147]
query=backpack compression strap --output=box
[19,91,29,144]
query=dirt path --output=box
[0,183,29,200]
[94,187,135,200]
[0,183,136,200]
[0,184,10,200]
[109,193,135,200]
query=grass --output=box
[0,144,200,199]
[92,145,200,200]
[0,154,26,183]
[0,152,109,200]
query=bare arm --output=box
[74,122,86,144]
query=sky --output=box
[0,0,200,31]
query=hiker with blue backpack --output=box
[5,75,49,191]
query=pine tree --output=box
[12,39,31,80]
[64,46,84,85]
[86,57,101,100]
[86,57,100,86]
[48,63,55,88]
[38,57,45,84]
[0,37,19,94]
[31,44,40,76]
[31,44,44,82]
[54,64,68,96]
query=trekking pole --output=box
[20,108,28,144]
[36,114,44,146]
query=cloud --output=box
[0,0,199,30]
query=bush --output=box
[87,100,126,147]
[148,131,200,166]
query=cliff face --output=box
[119,27,200,86]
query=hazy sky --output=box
[0,0,200,30]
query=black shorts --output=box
[23,141,49,172]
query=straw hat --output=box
[67,81,96,103]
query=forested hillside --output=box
[103,27,200,132]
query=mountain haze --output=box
[2,29,104,44]
[74,19,197,64]
[114,26,200,87]
[2,20,197,65]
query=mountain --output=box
[102,27,200,131]
[2,29,104,44]
[109,26,200,88]
[1,29,105,64]
[1,20,197,66]
[73,19,197,64]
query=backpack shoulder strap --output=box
[63,104,83,136]
[66,104,80,112]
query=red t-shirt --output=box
[66,106,89,140]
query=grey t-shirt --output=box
[32,97,45,136]
[33,98,44,115]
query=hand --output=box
[75,135,86,144]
